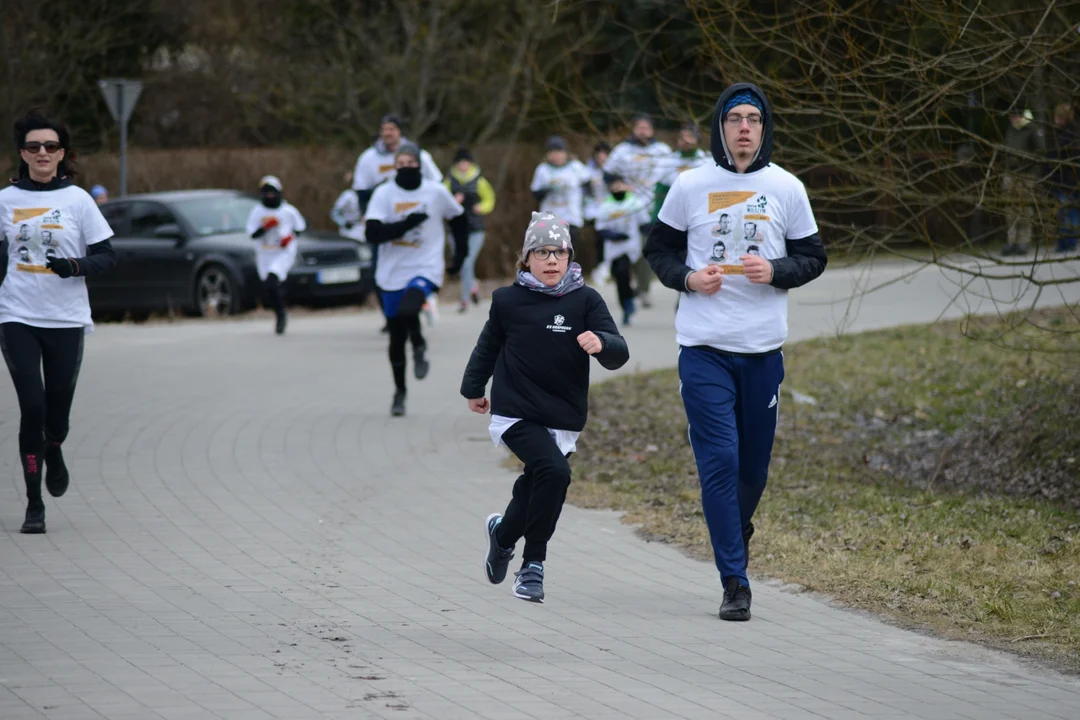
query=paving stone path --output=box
[2,257,1079,719]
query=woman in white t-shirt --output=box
[0,111,117,535]
[364,143,464,417]
[245,175,307,335]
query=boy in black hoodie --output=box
[461,211,629,603]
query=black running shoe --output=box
[414,345,430,380]
[484,513,515,584]
[719,577,751,621]
[45,442,69,498]
[20,503,45,534]
[391,390,406,417]
[513,562,545,603]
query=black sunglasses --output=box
[23,141,63,154]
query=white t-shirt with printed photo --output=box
[0,183,114,332]
[364,179,464,291]
[658,163,818,354]
[352,145,442,194]
[530,160,590,228]
[245,202,307,282]
[603,139,673,225]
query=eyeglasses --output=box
[23,141,62,154]
[532,247,570,260]
[724,114,762,127]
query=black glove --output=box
[403,212,428,230]
[46,256,76,278]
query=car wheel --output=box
[195,264,240,317]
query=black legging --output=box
[495,420,573,563]
[386,287,427,392]
[264,273,286,319]
[0,322,85,456]
[610,253,635,308]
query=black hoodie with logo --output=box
[460,282,629,432]
[643,82,827,293]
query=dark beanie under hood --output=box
[710,82,774,174]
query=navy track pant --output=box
[678,345,784,587]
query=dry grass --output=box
[568,306,1080,672]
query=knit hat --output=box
[722,90,764,120]
[89,184,107,199]
[395,142,421,162]
[258,175,282,192]
[521,212,573,261]
[380,114,404,131]
[545,135,568,152]
[453,146,473,163]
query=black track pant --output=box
[264,273,286,320]
[0,322,85,456]
[610,254,635,308]
[386,287,427,392]
[494,420,573,563]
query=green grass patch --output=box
[571,305,1080,671]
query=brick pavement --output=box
[2,258,1079,719]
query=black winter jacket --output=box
[460,282,629,432]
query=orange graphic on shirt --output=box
[13,208,50,223]
[394,201,420,214]
[16,264,53,274]
[707,191,756,213]
[379,164,396,174]
[744,213,771,221]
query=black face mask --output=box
[395,166,422,190]
[611,190,627,202]
[261,192,282,209]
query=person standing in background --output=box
[1000,107,1046,256]
[445,147,496,314]
[89,185,108,205]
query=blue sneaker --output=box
[484,513,515,584]
[513,562,545,603]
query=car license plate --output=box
[317,267,361,284]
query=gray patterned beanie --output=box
[521,212,574,261]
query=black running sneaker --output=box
[484,513,515,584]
[45,442,69,498]
[513,562,545,603]
[414,345,430,380]
[719,577,751,621]
[391,390,406,417]
[20,503,45,534]
[275,314,287,335]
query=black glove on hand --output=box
[403,213,429,230]
[46,257,76,278]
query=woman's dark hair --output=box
[13,110,77,179]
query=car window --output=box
[172,195,260,236]
[130,202,179,238]
[99,203,131,237]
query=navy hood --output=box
[710,82,774,173]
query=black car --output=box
[89,189,373,318]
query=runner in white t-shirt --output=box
[0,111,118,534]
[330,170,366,243]
[603,114,673,308]
[530,136,591,248]
[351,115,443,332]
[245,175,307,336]
[644,83,828,622]
[364,143,464,417]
